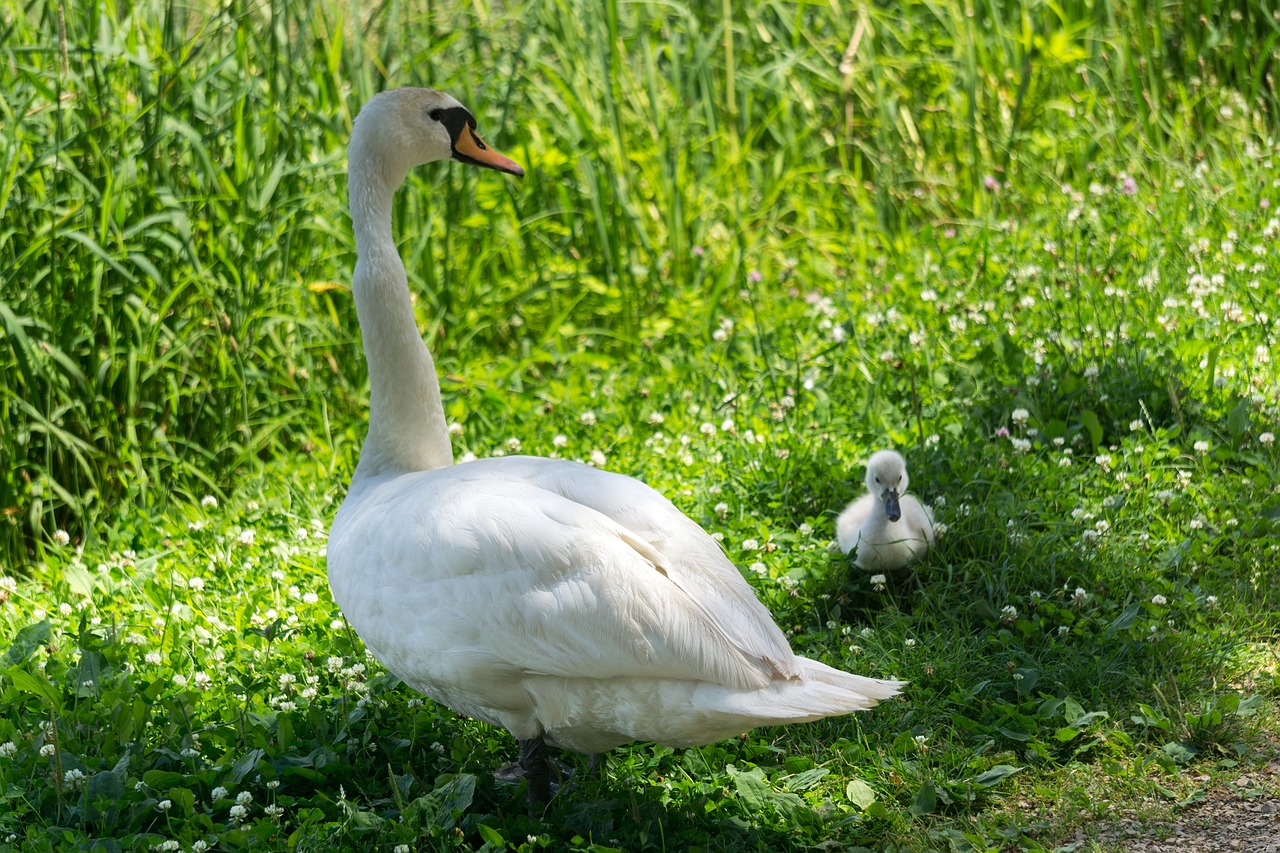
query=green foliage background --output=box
[3,0,1278,563]
[1,1,1279,850]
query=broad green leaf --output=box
[5,667,60,707]
[1081,409,1103,448]
[231,748,266,784]
[970,765,1022,788]
[1162,742,1196,764]
[783,767,829,792]
[1106,604,1141,634]
[403,774,476,832]
[4,621,53,666]
[909,781,937,815]
[845,778,878,810]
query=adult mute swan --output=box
[326,87,902,806]
[836,450,935,573]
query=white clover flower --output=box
[236,791,253,806]
[1189,519,1204,530]
[1151,594,1167,606]
[229,804,247,823]
[39,743,55,757]
[201,495,218,509]
[153,842,179,853]
[1011,408,1030,427]
[589,449,607,467]
[1193,440,1210,454]
[447,422,463,437]
[211,786,229,800]
[1095,454,1112,468]
[904,638,916,647]
[1072,588,1089,606]
[172,674,187,687]
[157,799,172,811]
[1011,437,1031,453]
[1129,419,1144,431]
[1095,519,1110,533]
[0,742,16,758]
[798,523,813,535]
[145,652,163,666]
[579,410,597,426]
[1205,595,1219,608]
[192,842,210,853]
[647,411,665,425]
[193,672,212,691]
[505,437,522,452]
[742,538,759,551]
[53,529,71,546]
[1260,432,1275,446]
[264,805,284,819]
[714,502,729,516]
[748,562,766,575]
[302,592,319,605]
[869,574,888,591]
[237,529,256,546]
[395,846,411,853]
[1083,364,1099,380]
[187,576,205,591]
[1000,605,1017,623]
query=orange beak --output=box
[453,125,524,177]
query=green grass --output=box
[2,0,1279,850]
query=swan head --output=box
[350,87,524,188]
[864,450,909,523]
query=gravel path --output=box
[1063,759,1280,852]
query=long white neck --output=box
[347,145,453,481]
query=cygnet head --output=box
[350,87,524,191]
[864,450,909,523]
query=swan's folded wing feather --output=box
[333,461,795,692]
[486,457,799,677]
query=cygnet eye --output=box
[428,108,444,121]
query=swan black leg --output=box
[519,736,552,808]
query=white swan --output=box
[326,87,902,805]
[836,450,935,572]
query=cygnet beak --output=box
[884,490,902,523]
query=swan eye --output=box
[428,108,445,121]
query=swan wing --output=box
[329,457,797,699]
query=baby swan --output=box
[836,450,935,572]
